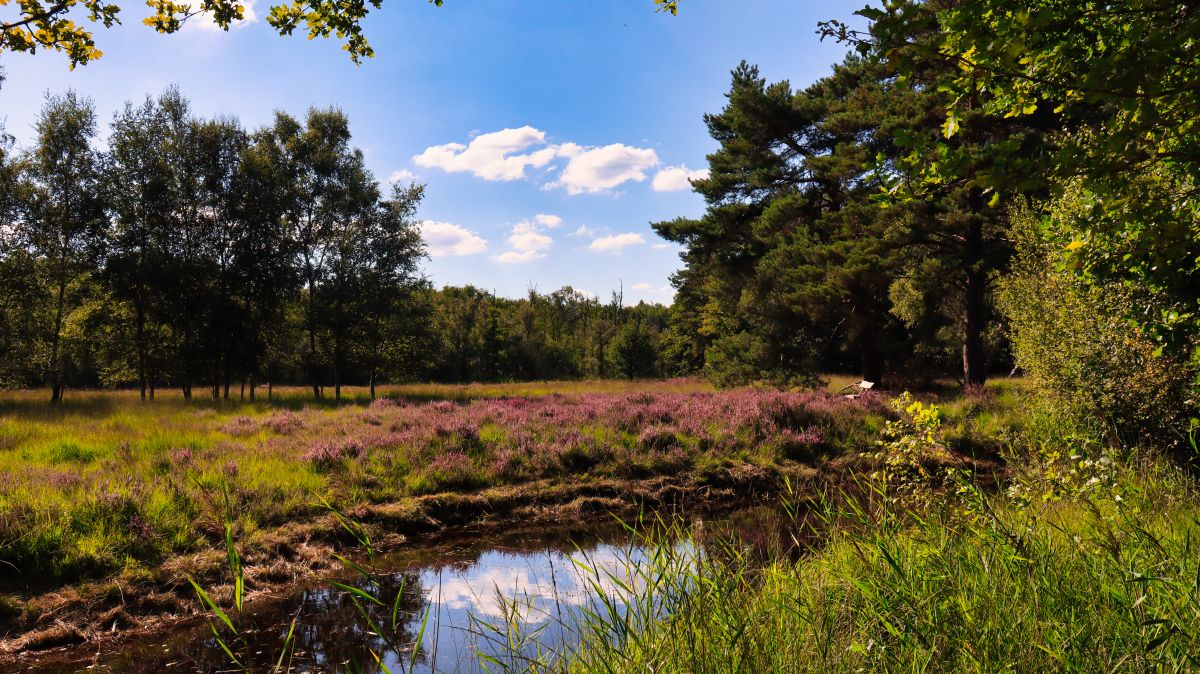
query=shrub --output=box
[999,205,1196,448]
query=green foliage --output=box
[0,88,433,400]
[999,203,1196,447]
[657,44,1038,388]
[869,392,954,507]
[607,319,658,380]
[555,459,1200,673]
[831,0,1200,396]
[426,285,671,383]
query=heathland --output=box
[0,378,1012,658]
[3,0,1200,671]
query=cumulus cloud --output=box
[413,126,558,181]
[553,144,660,195]
[572,224,597,237]
[185,0,258,31]
[588,233,645,252]
[388,169,418,184]
[496,221,553,263]
[415,128,661,194]
[632,282,675,299]
[496,250,543,263]
[419,220,487,257]
[533,213,563,228]
[651,164,709,192]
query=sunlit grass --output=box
[473,459,1200,673]
[1,378,931,586]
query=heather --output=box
[0,380,897,583]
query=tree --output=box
[102,94,174,398]
[608,317,657,380]
[355,183,426,398]
[233,127,297,400]
[255,108,360,398]
[0,107,45,388]
[2,0,680,68]
[20,91,106,402]
[827,1,1200,377]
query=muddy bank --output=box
[0,461,821,666]
[2,451,1005,670]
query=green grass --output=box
[551,459,1200,673]
[500,392,1200,674]
[2,378,946,588]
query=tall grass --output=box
[427,393,1200,673]
[540,460,1198,673]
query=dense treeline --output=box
[0,86,430,401]
[658,0,1198,445]
[424,285,669,383]
[0,86,672,399]
[657,51,1052,388]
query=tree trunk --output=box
[369,366,376,401]
[307,270,321,399]
[962,269,987,387]
[859,324,882,384]
[962,217,987,388]
[136,299,147,402]
[333,322,341,402]
[49,279,67,404]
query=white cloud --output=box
[185,0,258,31]
[576,288,597,299]
[419,220,488,257]
[553,144,660,195]
[496,250,543,264]
[534,213,563,228]
[588,233,645,253]
[652,242,674,250]
[572,225,597,237]
[632,282,675,299]
[388,169,418,184]
[414,128,662,195]
[495,219,555,264]
[651,165,709,192]
[413,126,558,181]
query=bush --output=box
[999,205,1196,448]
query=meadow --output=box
[0,378,963,623]
[5,376,1193,673]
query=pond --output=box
[25,505,797,673]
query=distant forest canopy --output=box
[0,83,671,399]
[2,0,1198,411]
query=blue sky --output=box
[1,0,858,305]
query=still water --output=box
[29,506,793,673]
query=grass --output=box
[453,390,1199,673]
[5,378,978,589]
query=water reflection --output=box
[29,506,792,674]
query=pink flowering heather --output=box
[263,410,302,435]
[221,415,259,437]
[428,450,471,474]
[303,438,364,469]
[257,388,885,486]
